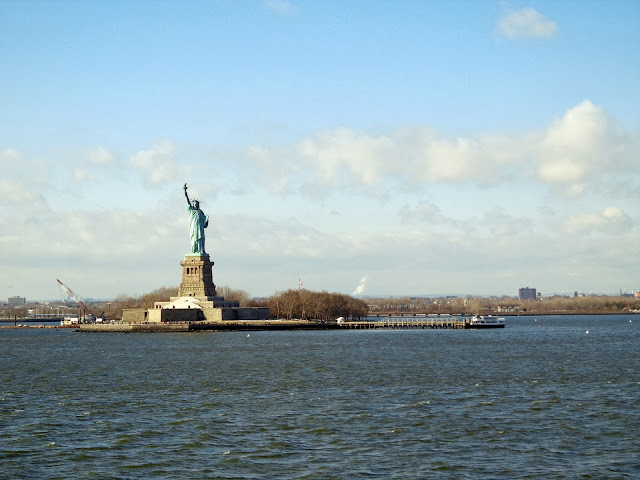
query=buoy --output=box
[585,330,589,334]
[247,334,250,337]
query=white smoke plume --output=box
[352,276,368,296]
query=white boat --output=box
[468,315,505,328]
[61,315,79,326]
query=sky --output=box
[1,0,639,302]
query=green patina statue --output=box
[184,183,209,255]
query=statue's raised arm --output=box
[184,183,191,206]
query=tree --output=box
[110,286,178,319]
[139,286,178,308]
[10,307,27,320]
[216,285,251,306]
[265,289,368,321]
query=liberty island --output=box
[80,184,271,332]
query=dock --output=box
[5,316,489,332]
[70,316,474,332]
[339,317,468,329]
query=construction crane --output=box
[56,279,104,321]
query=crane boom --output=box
[57,278,91,313]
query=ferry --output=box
[468,315,505,328]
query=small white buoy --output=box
[247,334,250,337]
[585,330,589,334]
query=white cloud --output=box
[399,201,450,225]
[498,8,557,39]
[89,147,117,166]
[1,204,186,297]
[0,179,47,207]
[415,134,514,183]
[297,128,394,186]
[73,168,93,182]
[67,148,118,185]
[130,141,186,187]
[246,145,292,193]
[5,209,179,261]
[423,137,477,181]
[0,150,50,209]
[222,216,329,260]
[274,127,520,189]
[243,100,637,202]
[399,202,534,237]
[563,207,632,235]
[480,208,534,237]
[264,0,296,15]
[537,100,621,185]
[556,183,586,199]
[0,148,22,163]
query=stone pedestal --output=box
[122,252,270,325]
[178,254,216,298]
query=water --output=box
[1,315,638,479]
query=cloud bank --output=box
[248,100,636,198]
[2,100,638,299]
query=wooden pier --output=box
[339,317,468,329]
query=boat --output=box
[468,315,505,328]
[61,315,79,326]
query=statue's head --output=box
[192,200,200,209]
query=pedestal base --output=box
[178,254,216,298]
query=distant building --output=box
[519,288,537,301]
[497,304,519,313]
[8,296,26,306]
[620,289,640,298]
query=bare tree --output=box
[217,285,251,306]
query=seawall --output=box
[77,319,339,333]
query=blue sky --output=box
[2,0,639,301]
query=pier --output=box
[339,317,468,329]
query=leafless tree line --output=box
[6,289,634,321]
[365,295,639,315]
[106,285,368,321]
[263,289,369,321]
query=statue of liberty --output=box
[183,183,209,255]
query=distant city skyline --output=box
[5,288,639,306]
[1,1,639,301]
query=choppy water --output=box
[1,315,639,479]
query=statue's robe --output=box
[187,204,208,254]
